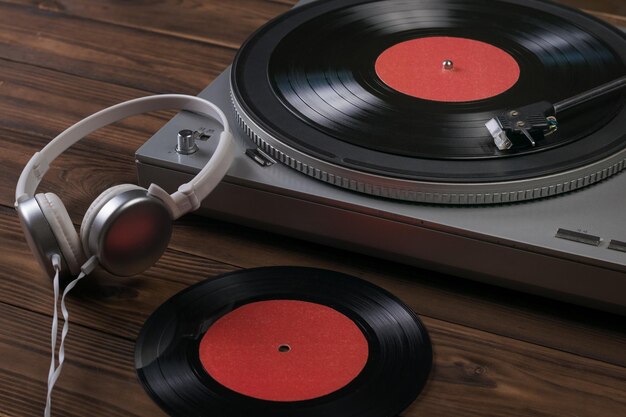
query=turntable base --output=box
[137,69,626,314]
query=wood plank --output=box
[404,318,626,417]
[2,291,626,417]
[0,58,169,161]
[0,2,233,94]
[0,303,166,416]
[0,0,292,50]
[0,59,624,367]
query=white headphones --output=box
[15,94,235,283]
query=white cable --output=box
[44,257,93,417]
[44,255,61,417]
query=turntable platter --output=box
[231,0,626,204]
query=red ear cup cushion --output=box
[35,193,85,275]
[80,184,146,256]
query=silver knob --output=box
[176,129,199,155]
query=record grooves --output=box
[135,267,432,417]
[231,0,626,204]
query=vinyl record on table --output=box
[231,0,626,198]
[135,267,432,417]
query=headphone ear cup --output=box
[80,184,172,276]
[35,193,86,276]
[80,184,146,256]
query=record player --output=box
[136,0,626,314]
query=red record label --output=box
[375,36,520,102]
[199,300,369,402]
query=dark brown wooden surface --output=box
[0,1,625,416]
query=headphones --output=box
[15,94,235,284]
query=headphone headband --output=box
[15,94,234,218]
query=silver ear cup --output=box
[86,189,173,276]
[15,198,73,285]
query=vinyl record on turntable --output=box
[231,0,626,204]
[135,267,432,417]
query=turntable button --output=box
[608,240,626,253]
[245,148,275,167]
[555,228,602,246]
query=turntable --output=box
[136,0,626,314]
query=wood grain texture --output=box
[0,0,291,50]
[0,2,233,94]
[1,224,626,417]
[0,0,625,416]
[0,302,166,417]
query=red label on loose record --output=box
[375,36,520,102]
[199,300,369,402]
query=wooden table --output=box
[0,1,625,416]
